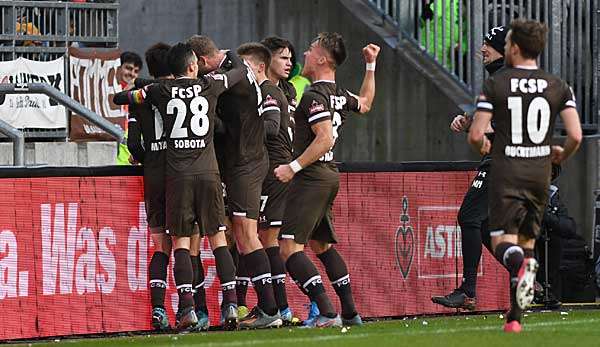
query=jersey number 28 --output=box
[167,96,210,139]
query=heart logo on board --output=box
[395,196,415,279]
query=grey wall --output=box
[0,142,117,166]
[200,0,476,161]
[118,0,200,75]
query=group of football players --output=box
[115,17,584,335]
[113,32,379,331]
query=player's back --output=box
[217,60,265,167]
[293,81,360,178]
[480,67,576,186]
[149,77,223,176]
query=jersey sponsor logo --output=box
[504,144,550,158]
[263,94,278,107]
[309,100,325,114]
[394,196,415,280]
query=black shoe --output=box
[431,288,477,310]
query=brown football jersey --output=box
[293,80,360,172]
[144,75,229,176]
[476,67,576,185]
[216,59,266,168]
[260,80,293,167]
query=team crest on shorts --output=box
[395,196,415,279]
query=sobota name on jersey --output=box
[174,138,206,149]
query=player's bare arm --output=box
[468,110,492,155]
[274,120,334,183]
[356,44,380,114]
[552,107,582,164]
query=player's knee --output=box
[309,240,330,255]
[279,239,302,261]
[151,233,171,254]
[208,232,228,250]
[258,227,279,248]
[189,233,201,256]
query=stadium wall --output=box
[0,164,509,341]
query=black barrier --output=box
[0,161,481,178]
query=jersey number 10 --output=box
[507,96,550,145]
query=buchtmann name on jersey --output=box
[504,144,550,158]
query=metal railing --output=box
[368,0,598,132]
[0,1,118,61]
[0,117,24,166]
[0,83,124,166]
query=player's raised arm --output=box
[112,84,154,106]
[221,50,246,90]
[355,43,380,114]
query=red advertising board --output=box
[0,171,509,340]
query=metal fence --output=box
[0,1,118,61]
[368,0,598,132]
[0,1,118,139]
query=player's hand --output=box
[274,164,295,183]
[362,44,380,63]
[450,114,470,132]
[128,155,140,165]
[480,137,491,155]
[551,145,565,164]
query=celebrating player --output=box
[188,35,283,329]
[274,32,379,327]
[468,19,582,333]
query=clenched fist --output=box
[362,44,380,63]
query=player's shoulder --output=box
[299,88,328,109]
[279,79,296,97]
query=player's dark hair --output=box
[509,19,548,60]
[187,35,219,58]
[145,42,171,78]
[237,42,272,70]
[120,51,143,69]
[260,36,292,54]
[314,32,346,68]
[167,42,196,77]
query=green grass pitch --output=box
[11,310,600,347]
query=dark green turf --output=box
[11,310,600,347]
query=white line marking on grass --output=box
[171,318,600,347]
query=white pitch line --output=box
[168,318,600,347]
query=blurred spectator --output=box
[419,0,467,70]
[534,165,578,306]
[116,51,142,90]
[116,51,142,165]
[289,62,310,102]
[15,9,42,47]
